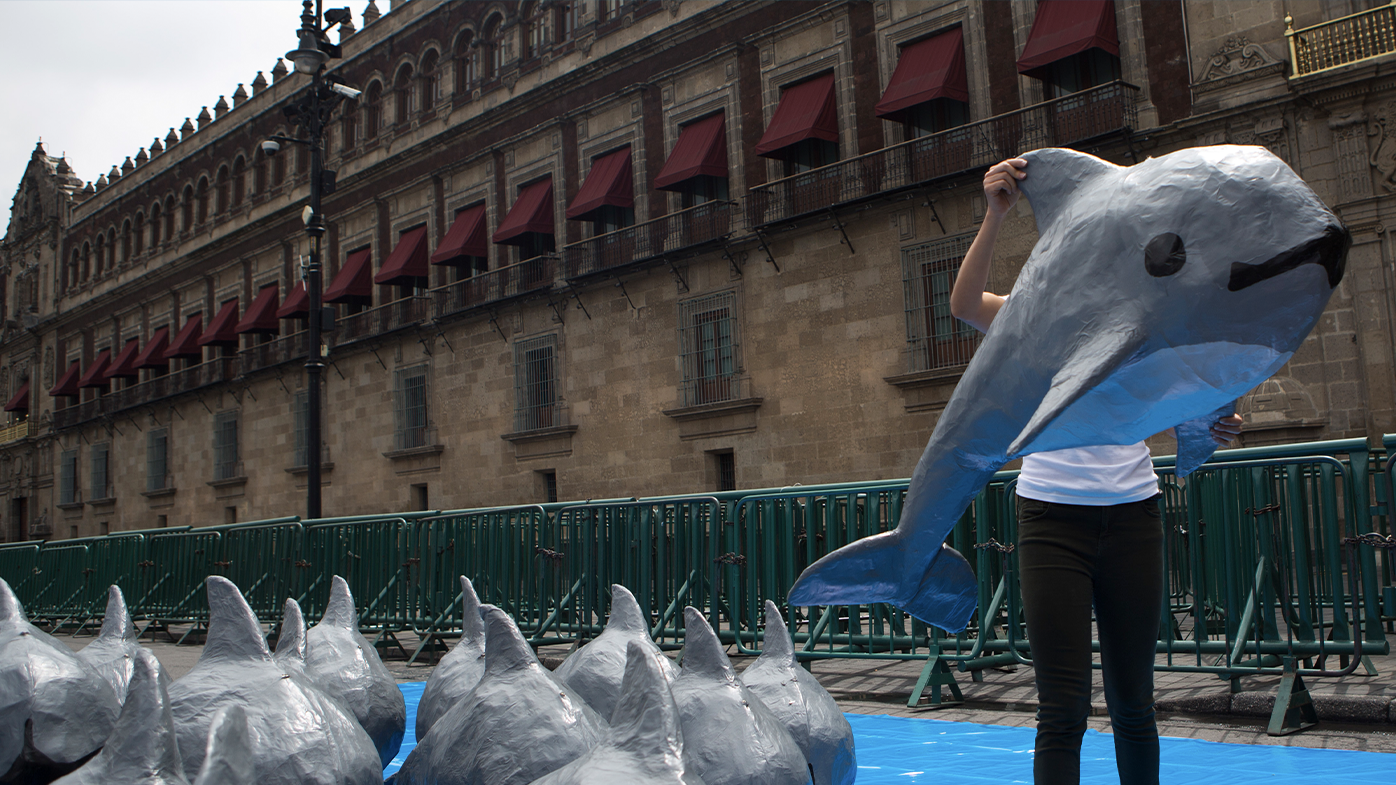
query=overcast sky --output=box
[1,0,318,230]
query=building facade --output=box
[2,0,1394,540]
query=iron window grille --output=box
[901,233,983,372]
[90,443,111,501]
[678,290,741,407]
[213,410,240,481]
[514,334,560,432]
[146,429,170,492]
[394,366,430,450]
[59,449,79,505]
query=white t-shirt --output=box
[1016,442,1159,505]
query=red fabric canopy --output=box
[876,27,969,119]
[431,205,489,266]
[324,249,374,305]
[567,148,634,219]
[198,299,241,348]
[236,284,281,334]
[164,316,204,360]
[4,381,29,413]
[755,73,838,158]
[493,178,555,245]
[134,327,170,369]
[78,350,112,389]
[50,361,82,397]
[655,113,728,191]
[278,281,310,318]
[104,338,142,380]
[1016,0,1119,77]
[375,226,431,285]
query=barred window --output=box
[678,290,740,407]
[146,429,169,492]
[90,443,110,501]
[59,449,78,505]
[393,367,429,450]
[514,334,559,431]
[213,410,240,481]
[902,233,982,372]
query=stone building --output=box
[1,0,1393,540]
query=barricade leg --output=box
[1267,657,1318,736]
[907,646,964,709]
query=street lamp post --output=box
[272,0,357,520]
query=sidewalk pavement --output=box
[54,626,1396,754]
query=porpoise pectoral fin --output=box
[1172,401,1237,478]
[1007,323,1146,458]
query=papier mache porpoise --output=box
[271,598,310,681]
[414,576,487,740]
[740,602,855,785]
[553,584,680,720]
[788,145,1350,632]
[0,576,119,783]
[74,585,145,706]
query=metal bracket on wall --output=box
[124,414,142,433]
[750,227,780,272]
[274,371,292,396]
[328,358,346,380]
[369,347,387,370]
[547,298,567,324]
[566,283,591,320]
[721,239,744,277]
[488,312,509,343]
[422,321,453,355]
[198,396,214,415]
[614,277,638,310]
[827,207,855,255]
[666,258,690,292]
[923,196,946,236]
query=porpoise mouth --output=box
[1228,223,1350,292]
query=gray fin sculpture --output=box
[0,576,120,783]
[414,576,486,740]
[672,607,811,785]
[390,604,607,785]
[51,650,186,785]
[740,602,854,785]
[76,585,144,704]
[303,575,406,767]
[167,576,381,785]
[553,584,679,720]
[190,706,254,785]
[271,598,308,681]
[789,145,1351,632]
[528,641,704,785]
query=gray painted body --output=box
[270,598,309,682]
[788,146,1349,632]
[74,585,144,706]
[553,584,680,720]
[189,706,254,785]
[414,576,486,740]
[741,601,855,785]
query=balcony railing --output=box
[748,80,1139,228]
[0,419,30,443]
[239,331,308,376]
[431,255,556,320]
[678,373,748,409]
[1287,4,1396,77]
[53,359,236,430]
[332,295,430,347]
[562,201,737,280]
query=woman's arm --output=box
[950,158,1026,333]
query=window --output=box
[902,234,982,371]
[365,82,383,139]
[680,176,728,208]
[524,3,545,60]
[1016,0,1121,99]
[90,444,110,501]
[514,334,558,431]
[216,166,230,214]
[454,30,477,91]
[150,204,162,246]
[420,50,439,111]
[163,196,176,239]
[713,450,736,492]
[482,15,503,80]
[232,157,246,208]
[213,410,240,481]
[341,100,357,152]
[678,291,740,406]
[553,3,576,43]
[196,177,210,224]
[538,469,558,503]
[394,65,414,127]
[598,0,621,24]
[134,212,146,254]
[146,428,169,492]
[394,366,429,450]
[1040,48,1121,99]
[59,449,78,505]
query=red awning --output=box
[755,73,838,158]
[134,327,170,369]
[3,381,29,413]
[567,148,634,219]
[324,248,374,305]
[278,281,310,318]
[655,113,728,191]
[876,27,969,120]
[197,299,240,348]
[164,316,203,360]
[1016,0,1119,78]
[78,350,112,389]
[50,361,82,397]
[375,226,431,285]
[104,338,142,380]
[493,178,555,245]
[236,284,281,334]
[431,205,489,266]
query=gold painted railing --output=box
[0,419,30,443]
[1287,3,1396,77]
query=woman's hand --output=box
[984,158,1028,218]
[1210,414,1244,446]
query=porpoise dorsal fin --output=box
[1017,147,1119,233]
[679,606,737,682]
[99,649,185,779]
[275,598,307,662]
[759,600,796,667]
[97,584,136,642]
[1007,322,1146,458]
[1173,401,1238,477]
[607,584,648,634]
[459,576,484,645]
[1,576,27,625]
[203,576,272,662]
[319,575,358,629]
[482,604,540,675]
[610,640,684,758]
[192,704,255,785]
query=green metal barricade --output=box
[23,540,93,625]
[135,527,222,640]
[216,520,305,625]
[299,517,420,646]
[0,541,41,605]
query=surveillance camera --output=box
[329,83,362,100]
[261,139,281,156]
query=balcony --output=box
[1287,5,1396,77]
[239,331,308,376]
[430,255,556,320]
[331,295,430,347]
[562,201,737,281]
[54,359,236,430]
[747,81,1140,228]
[0,419,30,444]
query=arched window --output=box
[164,195,177,239]
[196,177,210,225]
[523,3,544,60]
[340,100,357,152]
[365,81,383,139]
[394,63,415,126]
[215,166,230,215]
[106,228,117,271]
[135,212,146,254]
[554,3,576,43]
[68,249,79,289]
[482,14,503,81]
[150,202,162,246]
[420,50,439,111]
[232,157,246,208]
[453,30,476,93]
[123,218,135,260]
[182,185,195,231]
[81,241,91,281]
[253,150,268,193]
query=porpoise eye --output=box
[1144,233,1186,277]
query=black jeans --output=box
[1016,495,1163,785]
